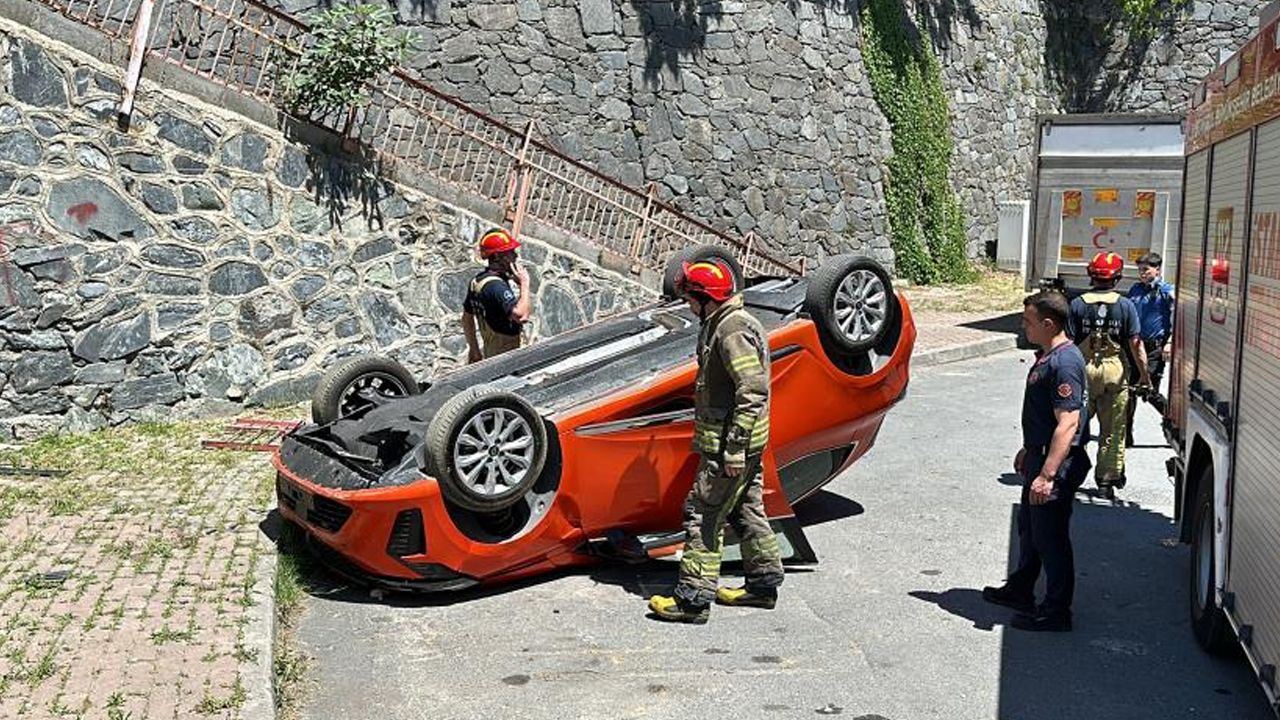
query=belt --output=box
[1142,336,1166,348]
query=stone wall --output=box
[270,0,1265,268]
[0,19,654,439]
[1042,0,1263,113]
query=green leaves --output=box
[862,0,975,285]
[1118,0,1191,40]
[284,4,416,117]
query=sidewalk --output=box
[904,272,1025,366]
[0,419,282,720]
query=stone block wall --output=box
[270,0,1267,268]
[0,20,654,439]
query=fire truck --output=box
[1168,1,1280,712]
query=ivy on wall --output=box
[1120,0,1189,40]
[861,0,975,285]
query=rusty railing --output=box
[27,0,803,279]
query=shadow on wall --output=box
[280,117,390,232]
[1039,0,1187,112]
[625,0,984,86]
[911,0,983,51]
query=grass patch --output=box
[902,266,1026,314]
[273,521,315,720]
[149,625,196,645]
[194,679,246,715]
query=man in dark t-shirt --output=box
[984,290,1092,633]
[462,228,531,363]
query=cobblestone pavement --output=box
[911,308,1022,352]
[0,418,284,720]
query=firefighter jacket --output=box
[692,295,771,466]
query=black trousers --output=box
[1007,447,1090,616]
[1126,338,1168,442]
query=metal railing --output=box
[25,0,803,279]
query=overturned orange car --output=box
[272,252,916,592]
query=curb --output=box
[239,520,278,720]
[913,335,1020,369]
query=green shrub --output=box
[285,4,415,117]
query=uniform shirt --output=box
[692,295,770,464]
[1022,341,1088,449]
[1127,278,1175,342]
[463,269,521,336]
[1067,292,1141,346]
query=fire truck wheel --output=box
[1189,465,1236,656]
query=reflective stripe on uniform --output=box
[729,354,761,373]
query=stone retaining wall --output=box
[0,19,653,439]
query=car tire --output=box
[1189,465,1235,655]
[310,355,420,425]
[661,244,745,300]
[424,386,549,514]
[804,255,899,355]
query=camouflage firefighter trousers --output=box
[674,455,784,607]
[1086,355,1129,485]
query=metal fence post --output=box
[508,120,536,240]
[118,0,157,127]
[629,182,657,261]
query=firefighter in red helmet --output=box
[649,258,784,624]
[462,228,531,363]
[1067,252,1150,498]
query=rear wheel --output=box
[310,355,419,425]
[1189,464,1235,655]
[662,244,744,299]
[804,255,899,356]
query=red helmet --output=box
[677,260,735,302]
[479,228,520,258]
[1087,251,1124,281]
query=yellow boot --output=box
[715,586,777,609]
[648,595,710,624]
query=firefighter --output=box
[1068,252,1150,498]
[461,228,531,363]
[648,259,783,624]
[983,290,1091,632]
[1125,252,1175,446]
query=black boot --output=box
[982,585,1035,614]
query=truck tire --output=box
[310,355,419,425]
[1189,465,1235,655]
[661,244,744,300]
[804,255,899,356]
[424,386,548,514]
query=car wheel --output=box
[425,386,548,513]
[804,255,899,355]
[661,244,745,299]
[1189,465,1235,655]
[310,355,420,425]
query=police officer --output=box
[648,259,783,624]
[1125,252,1175,446]
[983,290,1091,632]
[461,228,531,363]
[1068,252,1149,498]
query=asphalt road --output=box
[294,350,1273,720]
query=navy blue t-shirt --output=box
[1067,293,1141,345]
[464,270,521,336]
[1022,341,1088,448]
